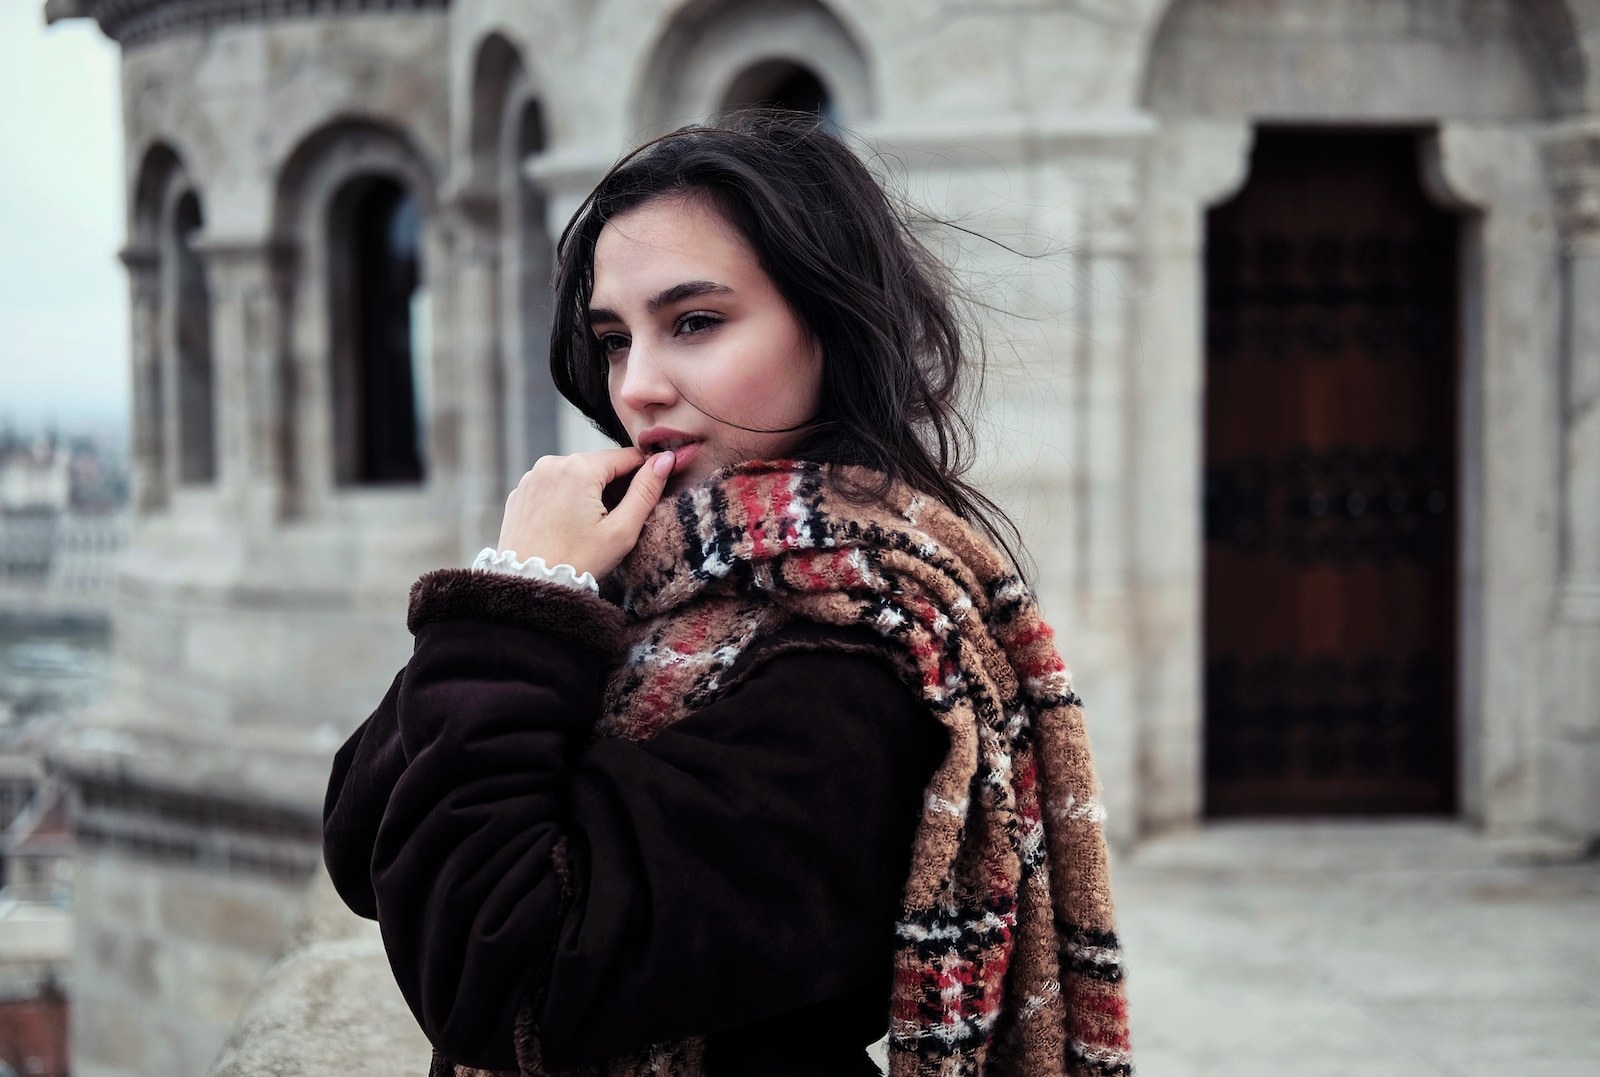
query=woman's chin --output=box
[662,466,700,497]
[664,470,711,497]
[661,443,719,494]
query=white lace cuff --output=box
[470,547,599,595]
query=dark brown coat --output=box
[323,570,947,1074]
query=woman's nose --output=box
[614,346,677,412]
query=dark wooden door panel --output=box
[1203,129,1458,817]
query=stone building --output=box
[0,433,130,619]
[36,0,1600,1073]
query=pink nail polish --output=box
[652,451,675,477]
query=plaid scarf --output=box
[444,460,1131,1077]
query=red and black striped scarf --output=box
[458,460,1131,1077]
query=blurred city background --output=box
[1,1,1597,1075]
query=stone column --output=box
[526,147,614,457]
[1072,156,1152,848]
[507,174,560,473]
[1544,124,1600,840]
[441,181,507,561]
[156,230,185,500]
[1545,127,1600,620]
[1135,120,1254,834]
[192,240,295,528]
[119,245,167,515]
[1419,125,1563,836]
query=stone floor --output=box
[1113,822,1600,1077]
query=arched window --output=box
[635,0,871,131]
[328,176,428,485]
[724,60,832,119]
[130,144,220,506]
[171,191,216,484]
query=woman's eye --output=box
[598,333,629,357]
[676,312,722,336]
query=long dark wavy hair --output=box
[549,107,1026,574]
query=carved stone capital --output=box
[1544,127,1600,253]
[439,173,502,239]
[1559,576,1600,625]
[118,243,161,300]
[189,236,297,279]
[118,242,158,268]
[168,238,294,318]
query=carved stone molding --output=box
[523,145,615,234]
[189,236,298,297]
[49,0,450,48]
[1560,577,1600,624]
[1544,127,1600,253]
[116,242,159,273]
[117,242,161,302]
[439,173,502,238]
[47,725,326,879]
[54,763,321,879]
[72,775,321,880]
[1145,119,1254,253]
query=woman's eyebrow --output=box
[647,280,734,312]
[588,280,734,326]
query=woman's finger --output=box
[605,451,675,536]
[587,446,649,486]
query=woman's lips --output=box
[663,440,701,475]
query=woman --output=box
[323,109,1131,1077]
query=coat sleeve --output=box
[321,568,947,1072]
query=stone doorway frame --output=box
[1135,119,1563,836]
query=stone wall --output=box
[71,852,305,1077]
[110,10,459,742]
[46,5,457,1074]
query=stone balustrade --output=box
[207,866,430,1076]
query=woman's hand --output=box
[496,447,675,580]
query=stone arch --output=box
[1516,0,1591,114]
[1132,0,1593,835]
[162,187,215,486]
[723,58,832,116]
[632,0,874,132]
[1140,0,1581,120]
[130,141,188,253]
[128,141,216,504]
[124,66,227,209]
[272,118,441,506]
[464,32,526,199]
[274,117,438,233]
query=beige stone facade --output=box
[38,0,1600,1072]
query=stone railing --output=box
[207,866,430,1075]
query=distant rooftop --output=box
[7,785,69,855]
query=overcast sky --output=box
[0,6,127,437]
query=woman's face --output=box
[590,194,824,494]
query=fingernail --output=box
[652,450,675,477]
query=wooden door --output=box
[1203,129,1459,816]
